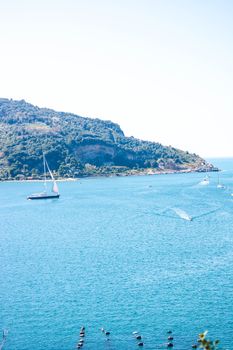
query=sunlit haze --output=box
[1,0,233,157]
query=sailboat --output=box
[217,172,224,189]
[199,174,210,186]
[27,154,60,200]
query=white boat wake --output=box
[142,207,193,221]
[143,203,223,222]
[172,208,193,221]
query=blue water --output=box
[1,159,233,350]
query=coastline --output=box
[0,177,78,183]
[0,166,218,183]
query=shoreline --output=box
[0,167,218,183]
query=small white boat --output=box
[199,175,210,186]
[172,208,192,221]
[217,183,224,189]
[27,153,60,200]
[217,173,224,189]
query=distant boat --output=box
[172,208,192,221]
[217,173,224,189]
[27,154,60,200]
[199,174,210,186]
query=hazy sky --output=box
[1,0,233,157]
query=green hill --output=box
[0,98,215,180]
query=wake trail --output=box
[192,207,223,220]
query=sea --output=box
[1,158,233,350]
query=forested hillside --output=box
[0,98,215,179]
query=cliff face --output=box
[0,98,215,179]
[75,144,116,164]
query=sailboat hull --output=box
[27,194,60,200]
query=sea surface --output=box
[1,158,233,350]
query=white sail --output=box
[52,181,59,194]
[45,158,59,194]
[45,158,54,179]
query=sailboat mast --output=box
[43,153,47,192]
